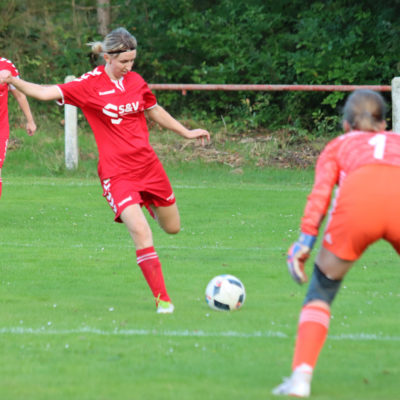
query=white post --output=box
[64,75,78,170]
[391,77,400,133]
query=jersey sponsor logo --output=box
[118,101,139,115]
[102,104,122,125]
[99,89,116,96]
[102,101,140,125]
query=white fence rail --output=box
[64,77,400,169]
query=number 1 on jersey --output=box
[368,134,386,160]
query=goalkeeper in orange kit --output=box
[273,89,400,397]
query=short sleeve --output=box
[57,79,90,109]
[5,59,19,90]
[9,62,19,78]
[141,82,157,110]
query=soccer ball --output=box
[205,274,246,311]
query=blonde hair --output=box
[343,89,386,132]
[88,27,137,56]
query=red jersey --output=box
[0,58,19,138]
[57,65,159,180]
[301,130,400,235]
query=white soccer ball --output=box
[205,274,246,311]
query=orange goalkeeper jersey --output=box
[301,130,400,236]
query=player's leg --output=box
[274,166,397,397]
[120,203,154,249]
[102,173,174,313]
[151,203,181,234]
[292,250,353,378]
[273,248,353,397]
[120,204,173,312]
[0,137,8,199]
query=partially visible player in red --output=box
[273,89,400,397]
[0,57,36,199]
[0,28,210,314]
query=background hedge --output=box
[2,0,400,134]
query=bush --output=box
[2,0,400,137]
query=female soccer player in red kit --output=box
[0,27,210,314]
[0,57,36,198]
[273,89,400,397]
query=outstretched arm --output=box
[287,140,340,284]
[0,70,61,101]
[146,105,210,146]
[10,89,37,136]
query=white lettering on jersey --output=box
[102,102,141,125]
[368,133,387,160]
[102,103,122,125]
[99,89,116,96]
[118,102,139,115]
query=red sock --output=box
[136,246,171,303]
[292,304,330,371]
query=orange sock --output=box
[292,304,330,371]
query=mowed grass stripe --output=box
[1,326,400,342]
[5,179,310,191]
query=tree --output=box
[97,0,110,36]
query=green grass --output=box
[1,127,399,399]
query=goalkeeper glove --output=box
[287,233,317,284]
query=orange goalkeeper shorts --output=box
[322,164,400,260]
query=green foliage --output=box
[114,0,400,134]
[2,0,400,136]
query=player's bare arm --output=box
[0,70,61,101]
[10,89,37,136]
[146,105,210,145]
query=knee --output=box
[164,223,180,235]
[158,214,180,234]
[125,221,153,248]
[304,263,342,306]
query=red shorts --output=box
[323,164,400,260]
[101,165,176,223]
[0,137,8,168]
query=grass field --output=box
[1,130,400,399]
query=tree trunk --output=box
[97,0,110,36]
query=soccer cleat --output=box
[156,300,175,314]
[272,369,312,398]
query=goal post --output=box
[391,77,400,133]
